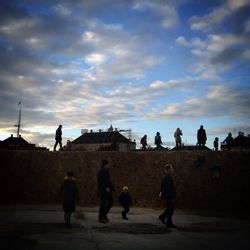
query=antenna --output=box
[15,101,22,137]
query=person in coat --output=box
[97,160,115,223]
[223,132,234,151]
[61,171,79,226]
[159,163,177,228]
[174,128,183,150]
[140,135,147,150]
[54,124,63,151]
[197,125,207,150]
[155,132,163,150]
[118,186,132,220]
[213,137,219,151]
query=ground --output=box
[0,205,250,250]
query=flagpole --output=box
[17,101,22,137]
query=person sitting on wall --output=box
[155,132,164,150]
[140,134,147,150]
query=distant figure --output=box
[118,186,132,220]
[159,163,177,228]
[155,132,163,150]
[223,132,234,151]
[97,160,115,223]
[140,134,147,150]
[213,137,219,151]
[61,171,79,227]
[174,128,183,150]
[54,124,63,151]
[197,125,207,150]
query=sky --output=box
[0,0,250,150]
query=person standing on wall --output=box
[223,132,234,151]
[159,163,177,228]
[61,171,79,227]
[174,128,183,150]
[214,137,219,151]
[54,124,63,151]
[197,125,207,150]
[97,160,115,223]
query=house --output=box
[221,132,250,151]
[69,129,136,151]
[0,134,48,151]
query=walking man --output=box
[159,163,177,228]
[54,124,63,151]
[97,160,115,223]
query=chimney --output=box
[238,131,244,136]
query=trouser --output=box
[198,143,205,150]
[122,205,129,218]
[64,211,72,226]
[98,192,113,219]
[54,140,62,151]
[176,141,181,150]
[160,199,175,225]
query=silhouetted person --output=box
[61,171,79,227]
[174,128,183,150]
[140,134,147,150]
[159,163,176,228]
[223,132,234,151]
[54,124,63,151]
[97,160,115,223]
[155,132,163,150]
[118,186,132,220]
[197,125,207,150]
[214,137,219,151]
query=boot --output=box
[122,211,126,219]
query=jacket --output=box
[97,168,115,196]
[160,173,176,200]
[61,177,79,212]
[118,192,132,207]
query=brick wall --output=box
[0,150,249,212]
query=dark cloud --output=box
[210,47,242,64]
[227,4,250,34]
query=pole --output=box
[17,101,22,137]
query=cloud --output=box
[146,84,250,120]
[189,0,250,33]
[176,33,250,79]
[0,0,249,150]
[133,0,179,29]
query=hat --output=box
[123,186,128,191]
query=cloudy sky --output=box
[0,0,250,150]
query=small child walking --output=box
[118,186,132,220]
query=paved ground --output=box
[0,205,250,250]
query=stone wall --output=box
[0,150,249,211]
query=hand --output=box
[106,187,110,192]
